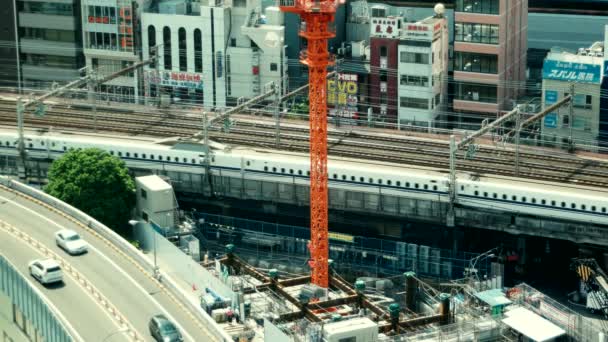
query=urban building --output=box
[453,0,527,128]
[368,6,399,124]
[367,5,448,128]
[80,0,141,103]
[16,0,84,88]
[397,12,448,129]
[141,0,287,109]
[541,42,604,147]
[0,2,19,88]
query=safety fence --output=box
[196,212,491,282]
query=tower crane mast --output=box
[279,0,342,288]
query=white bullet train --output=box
[1,130,607,226]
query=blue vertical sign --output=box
[544,90,558,128]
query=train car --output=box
[1,129,607,226]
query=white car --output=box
[28,259,63,285]
[55,229,88,255]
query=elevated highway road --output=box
[0,185,215,341]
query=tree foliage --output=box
[45,148,135,235]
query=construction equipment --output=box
[279,0,343,288]
[571,258,608,315]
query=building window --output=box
[455,0,499,14]
[455,23,499,44]
[455,82,497,103]
[163,26,172,70]
[454,52,498,73]
[194,29,203,73]
[23,2,74,16]
[400,52,429,64]
[141,189,147,199]
[572,94,592,110]
[400,97,428,110]
[148,25,156,67]
[380,46,388,57]
[270,63,278,71]
[400,75,429,87]
[178,28,187,72]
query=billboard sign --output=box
[544,90,558,128]
[147,71,204,90]
[402,24,433,40]
[543,60,601,84]
[370,17,399,38]
[328,73,358,123]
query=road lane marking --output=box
[0,192,199,342]
[0,220,141,341]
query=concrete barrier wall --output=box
[0,177,232,342]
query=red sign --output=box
[88,16,109,24]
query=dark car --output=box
[148,314,183,342]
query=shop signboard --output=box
[543,60,601,84]
[544,90,558,128]
[147,71,204,90]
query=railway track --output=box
[1,100,607,188]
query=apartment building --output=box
[368,5,448,128]
[80,0,141,102]
[541,43,604,147]
[141,0,287,109]
[16,0,84,88]
[397,12,448,129]
[453,0,527,128]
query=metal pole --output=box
[274,83,281,148]
[16,97,26,179]
[515,109,521,176]
[156,46,161,108]
[88,70,98,133]
[569,83,575,152]
[447,135,456,227]
[153,226,158,275]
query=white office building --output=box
[541,42,605,147]
[141,0,287,109]
[397,14,448,130]
[81,0,141,102]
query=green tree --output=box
[45,148,135,235]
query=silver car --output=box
[55,229,88,255]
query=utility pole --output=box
[273,82,281,148]
[514,109,521,176]
[568,83,575,152]
[87,68,98,133]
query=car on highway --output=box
[149,314,183,342]
[55,229,88,255]
[28,259,63,285]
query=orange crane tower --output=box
[279,0,342,288]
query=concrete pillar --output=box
[404,271,417,312]
[439,293,451,325]
[517,236,526,266]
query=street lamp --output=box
[465,247,498,286]
[129,219,160,280]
